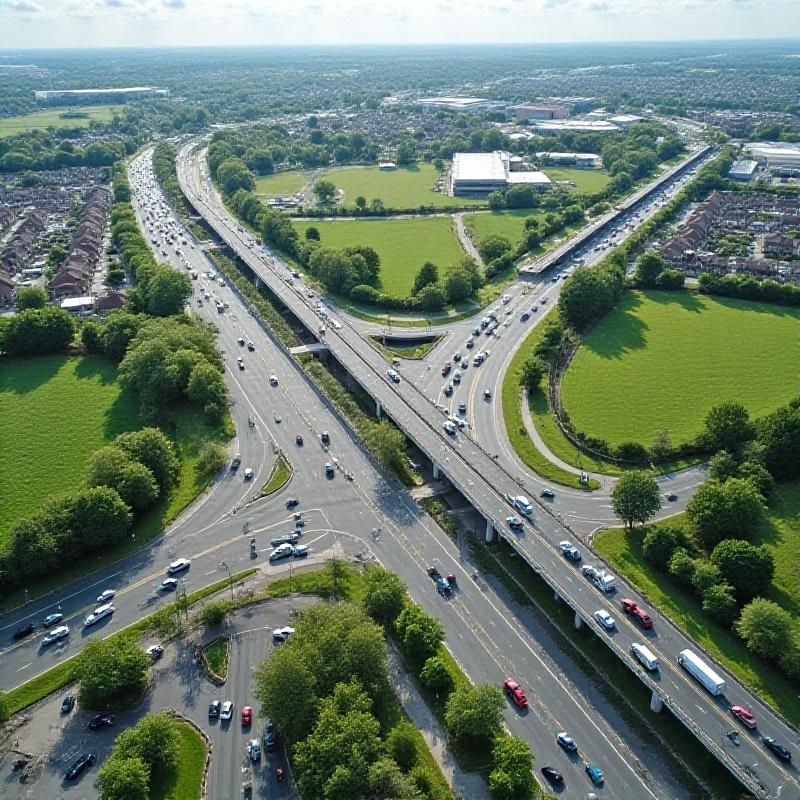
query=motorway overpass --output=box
[178,142,798,800]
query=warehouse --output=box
[728,159,759,182]
[450,151,551,197]
[531,119,620,133]
[744,143,800,170]
[507,104,569,120]
[536,152,599,168]
[415,96,502,113]
[34,87,168,106]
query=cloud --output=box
[163,0,186,7]
[4,0,45,12]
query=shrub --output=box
[489,736,534,799]
[200,600,233,626]
[702,583,739,627]
[642,523,687,569]
[691,561,721,595]
[362,565,406,627]
[386,721,419,772]
[735,599,794,659]
[668,549,697,586]
[73,637,150,708]
[710,539,775,601]
[419,656,453,692]
[444,684,504,743]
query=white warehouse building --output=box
[450,151,551,197]
[744,143,800,170]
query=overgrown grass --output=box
[202,637,229,679]
[290,217,466,298]
[542,167,612,193]
[419,497,458,542]
[562,290,800,447]
[150,720,207,800]
[0,105,121,137]
[255,170,313,196]
[258,452,292,497]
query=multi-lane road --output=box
[177,142,800,800]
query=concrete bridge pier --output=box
[485,518,495,543]
[650,691,663,713]
[574,612,583,630]
[376,399,381,418]
[432,462,440,481]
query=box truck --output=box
[677,649,726,696]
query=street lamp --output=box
[219,561,233,601]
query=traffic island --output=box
[197,635,230,684]
[255,452,292,499]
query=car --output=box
[247,342,255,351]
[731,706,757,729]
[484,388,491,399]
[556,731,577,752]
[220,701,234,720]
[531,305,538,312]
[273,626,295,642]
[161,578,178,591]
[13,622,35,640]
[586,764,604,785]
[321,431,330,444]
[209,700,221,718]
[458,401,466,413]
[453,352,461,362]
[237,337,245,346]
[286,497,299,508]
[167,558,191,574]
[665,491,678,502]
[541,296,548,304]
[442,362,451,377]
[559,541,582,562]
[242,706,252,725]
[271,532,300,547]
[594,609,616,630]
[96,589,116,604]
[196,298,203,307]
[244,468,254,480]
[443,384,453,397]
[264,719,277,751]
[270,543,295,561]
[762,736,792,761]
[472,327,481,336]
[84,604,115,627]
[506,516,524,530]
[503,678,528,708]
[386,369,400,383]
[466,339,475,349]
[43,613,64,628]
[521,312,530,321]
[61,695,76,714]
[269,375,279,386]
[541,765,563,785]
[325,462,335,476]
[249,738,261,761]
[237,357,245,370]
[42,625,69,645]
[147,644,164,660]
[453,371,462,384]
[88,714,116,729]
[621,598,653,629]
[540,488,555,499]
[296,434,304,446]
[65,752,96,780]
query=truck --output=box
[677,649,726,696]
[581,565,616,593]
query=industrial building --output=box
[531,119,620,133]
[535,152,599,168]
[607,114,645,128]
[744,143,800,170]
[507,104,569,121]
[415,97,502,113]
[450,151,551,197]
[728,159,759,182]
[34,87,168,106]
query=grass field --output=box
[255,170,312,196]
[0,355,139,543]
[292,217,465,297]
[321,163,483,208]
[562,291,800,447]
[151,721,207,800]
[0,105,120,137]
[542,167,611,193]
[463,209,544,244]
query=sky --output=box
[0,0,799,49]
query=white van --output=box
[443,420,457,435]
[292,545,309,558]
[630,643,659,671]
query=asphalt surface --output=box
[176,143,800,800]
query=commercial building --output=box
[450,151,551,197]
[728,159,759,182]
[535,152,599,168]
[531,119,620,134]
[607,114,645,128]
[507,104,569,121]
[415,97,502,113]
[744,142,800,170]
[34,87,168,106]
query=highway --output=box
[177,142,800,800]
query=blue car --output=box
[586,764,604,785]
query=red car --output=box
[295,434,303,446]
[241,706,252,726]
[503,678,528,708]
[441,362,451,377]
[731,706,757,729]
[621,598,653,630]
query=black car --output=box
[762,736,792,762]
[88,714,116,729]
[264,718,276,752]
[13,622,35,640]
[209,700,221,718]
[61,695,75,714]
[271,533,300,547]
[285,497,299,508]
[541,765,563,785]
[65,752,96,780]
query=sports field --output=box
[321,163,484,208]
[291,217,465,297]
[464,210,544,244]
[543,168,611,193]
[561,291,800,447]
[0,355,139,542]
[255,170,312,196]
[0,105,120,137]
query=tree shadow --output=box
[400,164,421,174]
[581,294,649,360]
[642,289,705,314]
[101,389,140,440]
[0,353,67,395]
[73,355,118,385]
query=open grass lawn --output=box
[758,481,800,619]
[321,163,483,209]
[291,217,465,297]
[542,167,611,193]
[0,105,121,137]
[463,209,544,245]
[151,721,207,800]
[562,291,800,447]
[0,355,139,543]
[255,170,312,196]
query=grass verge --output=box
[202,636,229,680]
[258,453,292,497]
[151,720,207,800]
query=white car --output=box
[96,589,116,604]
[84,604,115,627]
[269,375,279,386]
[220,701,234,720]
[168,558,191,574]
[273,626,295,642]
[42,625,70,646]
[594,609,616,630]
[269,543,294,562]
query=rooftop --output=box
[507,172,552,185]
[531,120,620,133]
[452,152,507,183]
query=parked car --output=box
[61,695,76,714]
[249,738,261,761]
[556,732,577,752]
[209,700,221,718]
[88,714,116,729]
[65,753,96,780]
[242,706,253,726]
[13,622,35,640]
[220,701,234,720]
[264,719,277,751]
[273,626,295,642]
[503,678,528,708]
[731,706,757,729]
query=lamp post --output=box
[219,561,233,601]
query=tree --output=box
[116,428,179,492]
[368,759,422,799]
[420,655,454,693]
[73,636,150,708]
[737,460,775,499]
[519,356,546,393]
[196,441,228,475]
[686,478,766,548]
[478,235,512,263]
[355,196,367,210]
[611,472,661,528]
[362,565,406,626]
[395,605,444,663]
[443,266,472,304]
[634,252,668,288]
[692,561,721,595]
[487,191,505,210]
[81,320,102,352]
[305,226,321,241]
[16,286,47,310]
[504,185,536,209]
[755,404,800,480]
[489,736,534,800]
[200,600,233,626]
[444,684,504,743]
[709,450,738,482]
[668,549,698,586]
[642,523,687,569]
[735,599,794,659]
[416,283,446,312]
[558,263,623,332]
[187,362,228,419]
[46,244,68,269]
[97,755,150,800]
[313,179,337,204]
[386,721,419,772]
[363,419,407,474]
[711,539,775,601]
[216,156,255,195]
[145,268,192,317]
[702,583,739,627]
[2,305,75,355]
[412,262,439,295]
[115,461,159,510]
[113,712,180,771]
[649,429,674,461]
[703,402,755,454]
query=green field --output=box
[543,167,611,193]
[561,291,800,447]
[0,355,139,542]
[292,217,465,297]
[463,209,544,244]
[322,163,484,208]
[0,105,121,137]
[151,721,207,800]
[255,170,312,196]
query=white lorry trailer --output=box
[677,649,726,696]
